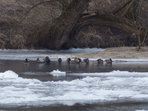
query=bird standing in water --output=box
[58,58,62,64]
[83,58,89,64]
[25,58,29,63]
[74,58,81,64]
[105,58,112,64]
[44,56,51,63]
[97,59,103,64]
[36,58,41,63]
[67,58,71,64]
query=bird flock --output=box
[25,56,112,65]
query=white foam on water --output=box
[70,70,148,77]
[50,70,66,76]
[1,70,148,107]
[0,70,18,79]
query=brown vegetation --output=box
[0,0,147,49]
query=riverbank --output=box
[75,47,148,59]
[0,47,148,61]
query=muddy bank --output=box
[75,47,148,59]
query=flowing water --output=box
[0,49,148,111]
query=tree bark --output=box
[45,0,90,49]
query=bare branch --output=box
[19,0,62,23]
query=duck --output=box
[97,59,103,64]
[78,58,82,63]
[67,58,71,63]
[58,58,62,63]
[44,56,51,63]
[36,58,41,63]
[83,58,89,64]
[66,58,81,64]
[74,57,81,64]
[105,58,112,64]
[25,58,29,63]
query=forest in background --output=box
[0,0,147,50]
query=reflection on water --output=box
[1,60,148,72]
[0,60,148,81]
[0,60,147,81]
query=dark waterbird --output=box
[97,59,103,64]
[58,58,62,63]
[36,58,43,63]
[83,58,89,64]
[105,58,112,64]
[67,58,71,64]
[25,58,29,63]
[44,56,51,63]
[74,58,81,64]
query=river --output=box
[0,49,148,111]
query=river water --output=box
[0,49,148,111]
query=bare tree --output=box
[9,0,148,49]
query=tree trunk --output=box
[46,0,90,49]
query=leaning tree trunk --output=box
[46,0,90,49]
[69,0,147,48]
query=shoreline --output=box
[74,47,148,59]
[0,47,148,62]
